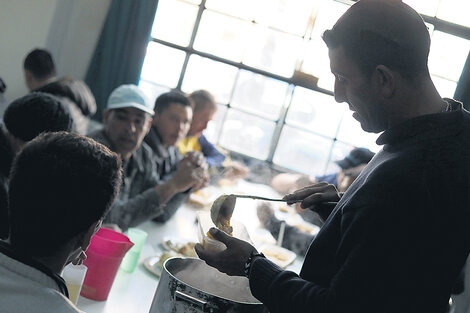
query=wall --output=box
[0,0,110,104]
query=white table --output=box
[77,180,304,313]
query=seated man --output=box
[24,48,97,134]
[271,147,375,195]
[177,90,249,182]
[89,85,207,230]
[0,132,122,312]
[178,90,225,166]
[0,92,74,239]
[258,149,374,256]
[144,90,209,222]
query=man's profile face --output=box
[329,46,386,133]
[188,105,216,137]
[103,107,152,159]
[153,102,192,147]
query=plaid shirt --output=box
[89,129,188,230]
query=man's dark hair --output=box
[23,48,56,80]
[4,92,74,141]
[8,132,122,257]
[154,91,191,115]
[322,0,431,80]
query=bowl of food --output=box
[197,211,251,253]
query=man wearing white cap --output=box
[88,84,207,231]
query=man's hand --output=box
[195,228,258,276]
[283,182,340,220]
[170,157,206,192]
[191,167,209,191]
[184,151,207,169]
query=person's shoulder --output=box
[87,128,109,146]
[42,288,83,313]
[0,286,82,313]
[143,127,159,152]
[137,141,158,165]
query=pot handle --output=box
[174,290,214,312]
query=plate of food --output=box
[188,186,219,207]
[290,220,320,236]
[143,250,181,277]
[259,244,296,268]
[161,236,197,257]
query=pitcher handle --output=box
[174,290,216,312]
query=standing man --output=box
[24,48,97,134]
[196,1,470,312]
[0,132,122,312]
[89,85,207,230]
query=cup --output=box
[120,228,148,273]
[62,264,87,305]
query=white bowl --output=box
[197,211,251,253]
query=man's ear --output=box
[145,116,153,135]
[81,220,102,251]
[5,131,25,154]
[374,65,395,99]
[151,112,161,129]
[24,70,34,91]
[102,109,110,124]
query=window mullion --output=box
[266,85,295,163]
[176,0,207,89]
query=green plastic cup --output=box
[120,228,148,273]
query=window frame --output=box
[141,0,470,175]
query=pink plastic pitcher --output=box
[80,228,133,301]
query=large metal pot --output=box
[149,257,269,313]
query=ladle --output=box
[210,194,337,229]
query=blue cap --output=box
[335,148,375,170]
[107,84,154,115]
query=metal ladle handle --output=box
[231,194,302,203]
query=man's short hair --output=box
[154,91,191,115]
[322,0,430,80]
[3,92,74,141]
[8,132,122,257]
[189,90,216,112]
[23,49,56,80]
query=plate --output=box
[161,236,197,257]
[259,244,296,268]
[143,255,163,277]
[188,186,219,207]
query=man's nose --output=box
[334,81,347,103]
[125,121,137,133]
[178,122,187,132]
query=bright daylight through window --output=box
[139,0,470,176]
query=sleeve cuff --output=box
[249,256,284,302]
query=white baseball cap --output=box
[107,84,154,115]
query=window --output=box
[139,0,470,176]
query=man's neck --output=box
[388,79,446,128]
[152,125,171,149]
[34,255,68,275]
[30,76,57,91]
